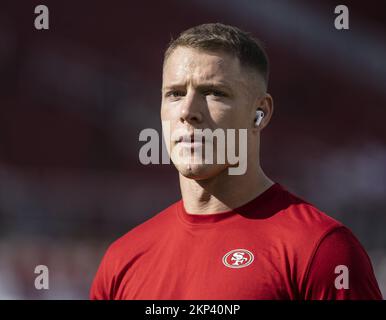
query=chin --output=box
[174,161,228,181]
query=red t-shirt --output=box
[90,183,382,300]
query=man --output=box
[90,23,382,299]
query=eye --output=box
[204,90,227,97]
[165,90,185,98]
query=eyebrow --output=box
[162,82,233,93]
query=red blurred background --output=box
[0,0,385,299]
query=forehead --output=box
[163,47,245,86]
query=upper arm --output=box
[302,227,382,300]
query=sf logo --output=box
[223,249,254,269]
[231,252,248,266]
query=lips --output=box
[172,131,204,144]
[171,128,216,148]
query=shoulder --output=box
[105,200,179,260]
[273,185,381,299]
[269,184,344,239]
[90,201,180,299]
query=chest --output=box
[113,230,295,299]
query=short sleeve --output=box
[90,247,113,300]
[302,226,383,300]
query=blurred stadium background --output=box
[0,0,385,299]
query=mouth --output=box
[173,132,205,144]
[175,135,204,148]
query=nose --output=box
[179,90,203,125]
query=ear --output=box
[253,93,274,131]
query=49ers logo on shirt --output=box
[222,249,254,268]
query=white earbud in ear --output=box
[255,110,264,127]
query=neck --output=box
[179,163,274,215]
